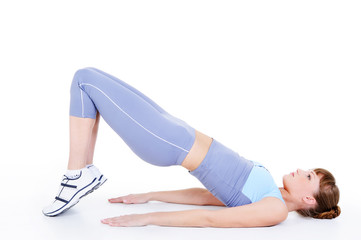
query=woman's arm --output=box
[109,188,225,206]
[101,197,288,227]
[149,188,225,206]
[147,197,288,228]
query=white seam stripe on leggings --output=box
[79,83,190,153]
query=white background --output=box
[0,0,360,239]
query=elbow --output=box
[206,211,222,227]
[205,211,218,227]
[207,212,245,228]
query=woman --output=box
[42,67,341,227]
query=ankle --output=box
[65,166,88,178]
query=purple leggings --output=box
[70,67,196,166]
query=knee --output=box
[72,67,100,86]
[73,67,94,80]
[70,68,91,92]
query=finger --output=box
[109,222,121,227]
[101,218,111,223]
[105,219,122,227]
[102,216,120,223]
[108,197,122,202]
[108,197,124,203]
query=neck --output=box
[279,187,300,212]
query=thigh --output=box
[73,68,195,166]
[86,67,168,115]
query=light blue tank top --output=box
[242,161,286,205]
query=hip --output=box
[181,129,213,171]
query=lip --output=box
[291,172,294,177]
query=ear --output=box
[302,195,317,206]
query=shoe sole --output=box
[43,179,99,217]
[93,178,107,191]
[43,177,108,217]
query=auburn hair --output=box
[296,168,341,219]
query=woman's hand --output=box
[108,193,151,204]
[101,213,150,227]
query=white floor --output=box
[1,156,359,240]
[2,1,361,239]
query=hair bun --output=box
[315,206,341,219]
[332,205,341,217]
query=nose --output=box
[296,169,303,175]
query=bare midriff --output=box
[181,130,213,172]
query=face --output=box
[283,168,322,206]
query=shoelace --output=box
[55,181,78,203]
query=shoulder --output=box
[257,197,288,223]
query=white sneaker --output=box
[42,168,99,217]
[87,165,107,190]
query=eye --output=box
[307,174,311,180]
